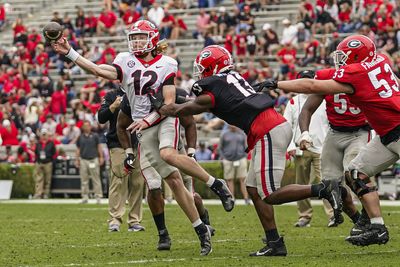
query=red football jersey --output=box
[315,68,367,127]
[332,54,400,136]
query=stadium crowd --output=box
[0,0,398,170]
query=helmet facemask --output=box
[193,61,205,80]
[332,50,349,69]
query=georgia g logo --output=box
[347,40,361,48]
[200,50,211,59]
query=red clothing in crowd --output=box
[56,122,67,136]
[277,47,297,64]
[122,9,141,25]
[98,10,117,28]
[13,24,26,37]
[0,123,19,146]
[224,34,234,54]
[338,9,351,23]
[0,5,5,21]
[85,16,98,29]
[35,51,49,68]
[235,33,247,56]
[176,18,188,31]
[50,90,67,115]
[98,46,116,64]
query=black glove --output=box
[124,153,136,172]
[254,79,278,92]
[149,93,165,110]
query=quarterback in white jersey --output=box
[51,19,234,256]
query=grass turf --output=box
[0,203,399,267]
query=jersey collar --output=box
[135,54,162,68]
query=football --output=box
[42,21,64,42]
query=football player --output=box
[298,69,371,231]
[153,45,343,256]
[117,93,214,250]
[51,20,234,256]
[261,34,396,246]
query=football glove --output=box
[254,79,278,92]
[149,93,165,110]
[124,153,136,172]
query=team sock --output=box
[265,228,280,242]
[350,211,361,224]
[153,213,167,234]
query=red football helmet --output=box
[193,45,234,79]
[127,20,159,56]
[333,34,376,69]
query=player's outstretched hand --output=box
[149,93,165,110]
[127,119,149,134]
[256,79,278,92]
[51,37,71,55]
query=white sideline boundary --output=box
[2,199,400,206]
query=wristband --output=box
[299,131,312,143]
[65,47,80,62]
[187,148,196,155]
[125,148,134,155]
[143,111,161,126]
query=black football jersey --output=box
[192,71,275,134]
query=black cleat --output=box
[198,225,213,256]
[201,208,211,226]
[346,224,389,246]
[157,229,171,251]
[249,237,287,257]
[210,179,235,212]
[318,179,343,223]
[328,213,344,227]
[350,210,370,236]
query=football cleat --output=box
[328,214,344,227]
[350,210,370,236]
[157,229,171,251]
[108,224,120,232]
[198,225,213,256]
[318,179,343,223]
[294,219,311,228]
[250,237,287,257]
[346,224,389,246]
[210,179,235,212]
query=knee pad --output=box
[344,170,377,197]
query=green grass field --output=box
[1,203,399,267]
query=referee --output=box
[98,87,145,232]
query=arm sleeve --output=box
[97,92,115,124]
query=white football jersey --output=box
[113,52,178,119]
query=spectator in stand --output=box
[236,5,255,34]
[85,10,98,37]
[300,37,319,67]
[0,119,19,146]
[75,7,86,37]
[34,44,49,75]
[122,4,141,26]
[224,28,235,55]
[220,125,249,203]
[148,2,164,27]
[97,41,116,65]
[35,76,53,97]
[195,9,213,40]
[0,3,6,31]
[49,83,67,121]
[313,5,336,34]
[51,11,63,25]
[246,28,258,61]
[80,77,98,103]
[170,15,187,40]
[216,7,232,37]
[97,8,117,36]
[159,8,175,39]
[338,1,354,33]
[16,146,30,163]
[276,42,297,80]
[204,32,216,47]
[12,18,27,45]
[25,100,40,132]
[235,28,247,62]
[62,119,80,144]
[180,73,195,94]
[195,141,212,161]
[55,115,67,138]
[324,0,339,22]
[261,23,279,56]
[33,128,56,199]
[41,114,57,135]
[281,19,298,46]
[62,12,74,33]
[297,22,311,46]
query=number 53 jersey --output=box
[332,54,400,136]
[113,52,178,120]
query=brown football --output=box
[42,21,64,42]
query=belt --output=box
[381,125,400,146]
[330,124,372,133]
